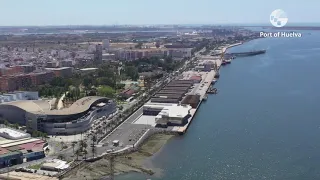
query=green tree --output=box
[83,77,93,88]
[91,145,96,158]
[124,66,139,80]
[60,141,65,150]
[12,123,19,129]
[71,142,77,156]
[79,140,87,152]
[97,86,114,98]
[97,77,114,87]
[75,149,81,161]
[83,149,88,159]
[43,133,48,141]
[135,42,143,49]
[116,83,125,90]
[91,135,97,158]
[58,154,65,160]
[91,135,97,145]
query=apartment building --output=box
[114,48,192,61]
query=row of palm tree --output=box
[72,139,91,160]
[71,78,167,159]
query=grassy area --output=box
[28,163,44,170]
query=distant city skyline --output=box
[0,0,318,26]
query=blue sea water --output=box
[116,31,320,180]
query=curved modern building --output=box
[0,96,117,135]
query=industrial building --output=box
[189,75,202,83]
[165,84,191,88]
[162,86,189,92]
[0,128,47,168]
[151,79,194,104]
[167,79,194,85]
[155,92,186,96]
[153,94,184,100]
[158,89,188,94]
[194,64,211,72]
[181,95,201,108]
[155,105,192,127]
[142,103,191,127]
[0,96,117,135]
[151,98,180,104]
[143,103,176,116]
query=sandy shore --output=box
[63,133,174,180]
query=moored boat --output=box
[225,59,231,64]
[211,78,217,84]
[203,94,208,101]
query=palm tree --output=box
[82,141,88,151]
[58,154,65,160]
[91,135,97,145]
[71,142,77,156]
[75,149,81,161]
[60,141,65,150]
[79,140,87,152]
[91,145,96,158]
[43,133,48,141]
[83,149,88,159]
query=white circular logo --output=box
[270,9,288,27]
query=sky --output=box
[0,0,318,26]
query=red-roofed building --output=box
[189,76,202,83]
[0,147,9,155]
[18,140,45,151]
[120,89,135,99]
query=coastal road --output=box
[51,50,197,160]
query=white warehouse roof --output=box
[159,105,191,118]
[0,128,30,140]
[143,103,177,110]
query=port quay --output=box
[56,42,244,178]
[172,43,242,134]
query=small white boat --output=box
[225,59,232,64]
[203,94,208,101]
[211,78,217,84]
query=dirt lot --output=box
[63,133,174,180]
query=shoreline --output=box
[62,41,248,180]
[62,133,175,180]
